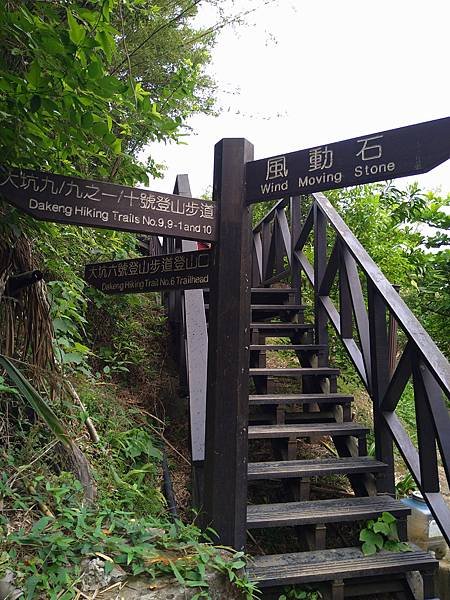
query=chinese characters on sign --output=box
[245,117,450,204]
[84,249,211,294]
[0,168,217,242]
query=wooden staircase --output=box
[244,287,438,599]
[164,175,449,599]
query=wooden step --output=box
[249,410,337,425]
[249,393,353,407]
[247,545,437,588]
[248,457,387,480]
[250,367,339,377]
[247,495,410,528]
[203,287,295,304]
[205,304,305,312]
[250,304,305,311]
[250,344,327,352]
[250,288,295,304]
[248,422,369,440]
[250,322,312,332]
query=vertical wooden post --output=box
[290,196,302,305]
[314,202,329,366]
[367,281,395,495]
[203,138,254,549]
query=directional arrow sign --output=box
[245,117,450,204]
[0,167,216,242]
[84,249,211,294]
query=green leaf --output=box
[361,541,377,556]
[67,10,86,46]
[30,94,41,113]
[373,521,390,536]
[88,59,103,80]
[381,512,396,524]
[170,561,185,585]
[0,355,71,449]
[111,138,121,155]
[359,528,383,549]
[81,112,94,129]
[32,516,53,533]
[95,30,114,61]
[27,60,41,88]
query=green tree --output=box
[0,0,216,184]
[329,183,450,356]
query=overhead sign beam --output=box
[0,167,217,242]
[245,117,450,204]
[84,249,211,294]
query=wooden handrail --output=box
[252,190,450,546]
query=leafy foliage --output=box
[329,183,449,356]
[359,512,410,556]
[0,474,256,599]
[0,0,216,184]
[0,355,71,448]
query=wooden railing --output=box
[137,175,208,500]
[161,176,208,506]
[251,192,450,546]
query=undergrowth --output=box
[0,222,258,598]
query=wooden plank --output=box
[247,546,437,588]
[250,344,326,351]
[276,207,292,264]
[294,250,314,287]
[290,196,302,305]
[342,249,372,384]
[248,456,387,480]
[249,367,339,377]
[294,203,314,252]
[412,357,440,493]
[381,341,413,412]
[368,282,395,494]
[319,239,340,296]
[339,242,353,339]
[247,495,410,528]
[253,231,263,285]
[182,245,208,462]
[203,138,253,550]
[253,197,289,232]
[314,203,328,366]
[249,323,312,332]
[421,361,450,485]
[319,295,368,387]
[249,393,352,406]
[248,422,369,439]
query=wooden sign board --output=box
[84,249,211,294]
[245,117,450,204]
[0,167,217,242]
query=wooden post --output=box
[290,196,302,305]
[367,281,395,495]
[203,138,254,550]
[314,202,329,366]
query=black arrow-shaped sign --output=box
[245,116,450,204]
[0,167,217,242]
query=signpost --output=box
[245,117,450,204]
[0,167,216,242]
[84,249,211,294]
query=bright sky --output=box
[143,0,450,198]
